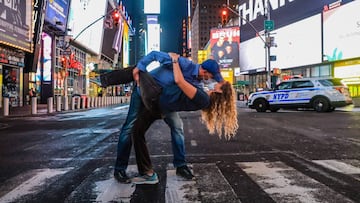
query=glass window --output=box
[277,82,292,90]
[319,65,330,77]
[292,80,314,88]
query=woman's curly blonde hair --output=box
[201,81,238,140]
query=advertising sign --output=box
[238,0,353,42]
[323,0,360,61]
[210,27,240,68]
[45,0,70,32]
[0,0,32,52]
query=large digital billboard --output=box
[147,15,160,53]
[144,0,160,14]
[240,14,322,72]
[238,0,353,42]
[210,27,240,68]
[323,0,360,61]
[68,0,106,54]
[0,0,32,52]
[44,0,70,32]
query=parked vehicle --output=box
[247,78,353,112]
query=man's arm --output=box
[136,51,172,72]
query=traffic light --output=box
[112,10,121,27]
[221,9,228,26]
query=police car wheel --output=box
[254,99,268,112]
[312,97,329,112]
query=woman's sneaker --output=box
[132,173,159,184]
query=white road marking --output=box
[61,128,120,137]
[94,165,137,203]
[165,164,198,203]
[313,159,360,180]
[237,161,354,203]
[113,105,129,110]
[190,140,197,147]
[0,168,73,203]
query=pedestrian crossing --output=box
[0,159,359,203]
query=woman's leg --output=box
[100,66,135,87]
[132,107,159,175]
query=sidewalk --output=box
[0,104,51,118]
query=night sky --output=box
[123,0,187,53]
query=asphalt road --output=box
[0,105,359,203]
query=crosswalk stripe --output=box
[313,159,360,174]
[0,168,72,203]
[165,167,198,203]
[94,165,137,202]
[1,159,359,202]
[236,161,354,203]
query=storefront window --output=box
[2,66,20,107]
[319,65,330,77]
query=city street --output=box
[0,104,359,203]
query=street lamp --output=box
[223,2,272,89]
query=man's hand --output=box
[168,52,179,62]
[133,67,140,85]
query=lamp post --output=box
[223,2,273,89]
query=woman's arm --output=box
[169,53,197,99]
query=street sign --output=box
[60,50,71,55]
[264,20,274,31]
[270,55,277,61]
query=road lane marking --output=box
[94,165,137,203]
[313,159,360,180]
[237,161,354,203]
[190,140,197,147]
[0,168,72,203]
[165,165,198,203]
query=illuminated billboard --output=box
[45,0,70,32]
[0,0,32,52]
[323,1,360,61]
[210,27,240,68]
[240,14,322,72]
[144,0,160,14]
[68,0,106,54]
[147,15,160,53]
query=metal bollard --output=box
[47,97,53,113]
[3,97,9,116]
[31,97,37,115]
[76,97,81,109]
[64,96,69,111]
[71,97,76,110]
[87,96,91,108]
[81,97,86,109]
[56,96,61,112]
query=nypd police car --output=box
[247,78,353,112]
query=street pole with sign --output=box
[264,0,273,89]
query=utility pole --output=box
[265,0,272,89]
